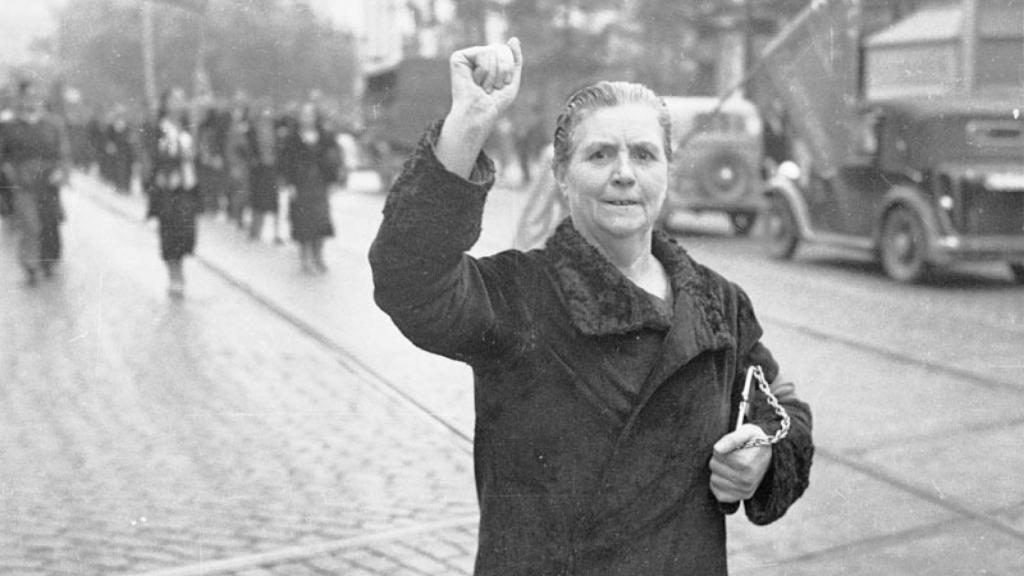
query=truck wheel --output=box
[880,206,930,283]
[763,194,799,260]
[1009,263,1024,284]
[697,150,750,203]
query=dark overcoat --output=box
[279,127,338,242]
[0,115,65,262]
[369,124,813,576]
[145,118,200,261]
[246,118,280,214]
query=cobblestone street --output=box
[0,178,479,575]
[4,171,1024,575]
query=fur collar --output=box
[545,219,727,342]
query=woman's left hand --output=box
[709,424,773,503]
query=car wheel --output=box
[880,206,930,283]
[729,211,757,236]
[763,194,799,260]
[1009,263,1024,284]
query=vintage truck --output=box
[361,58,450,190]
[758,0,1024,283]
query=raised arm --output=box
[369,39,528,363]
[435,38,523,178]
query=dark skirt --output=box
[198,164,230,213]
[111,152,133,192]
[249,164,279,213]
[157,186,200,261]
[288,182,334,242]
[37,185,63,263]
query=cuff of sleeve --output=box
[402,118,496,194]
[742,428,814,525]
[381,119,497,254]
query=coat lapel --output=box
[544,220,735,432]
[628,232,734,421]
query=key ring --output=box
[736,365,790,449]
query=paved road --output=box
[3,170,1023,574]
[0,179,478,575]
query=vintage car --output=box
[762,96,1024,283]
[660,96,765,235]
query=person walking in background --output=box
[226,102,251,231]
[104,106,135,194]
[370,39,813,574]
[85,107,105,177]
[145,87,200,298]
[196,102,230,216]
[245,102,282,243]
[0,80,67,285]
[511,143,565,251]
[0,101,13,225]
[279,100,340,274]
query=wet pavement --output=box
[1,171,1023,574]
[0,177,477,575]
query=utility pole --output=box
[960,0,978,94]
[140,0,209,111]
[142,0,157,112]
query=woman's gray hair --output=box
[552,81,672,177]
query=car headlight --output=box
[778,160,801,181]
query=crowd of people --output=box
[2,79,350,296]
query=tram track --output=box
[199,249,1024,546]
[183,210,1024,547]
[79,178,1024,567]
[761,313,1024,396]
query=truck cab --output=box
[764,95,1024,282]
[758,0,1024,283]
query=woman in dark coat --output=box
[104,108,135,194]
[146,87,200,297]
[279,102,340,273]
[245,105,281,242]
[369,40,813,575]
[196,105,231,215]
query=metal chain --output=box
[740,366,791,449]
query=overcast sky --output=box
[0,0,64,67]
[0,0,365,70]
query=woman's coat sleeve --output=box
[368,121,520,363]
[733,288,814,525]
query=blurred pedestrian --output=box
[0,104,13,224]
[0,80,67,285]
[145,87,200,298]
[279,101,340,273]
[511,143,565,251]
[245,104,282,243]
[226,102,251,230]
[370,39,813,575]
[104,106,135,194]
[197,102,230,215]
[86,108,105,176]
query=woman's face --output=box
[558,103,669,245]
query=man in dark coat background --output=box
[0,80,67,285]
